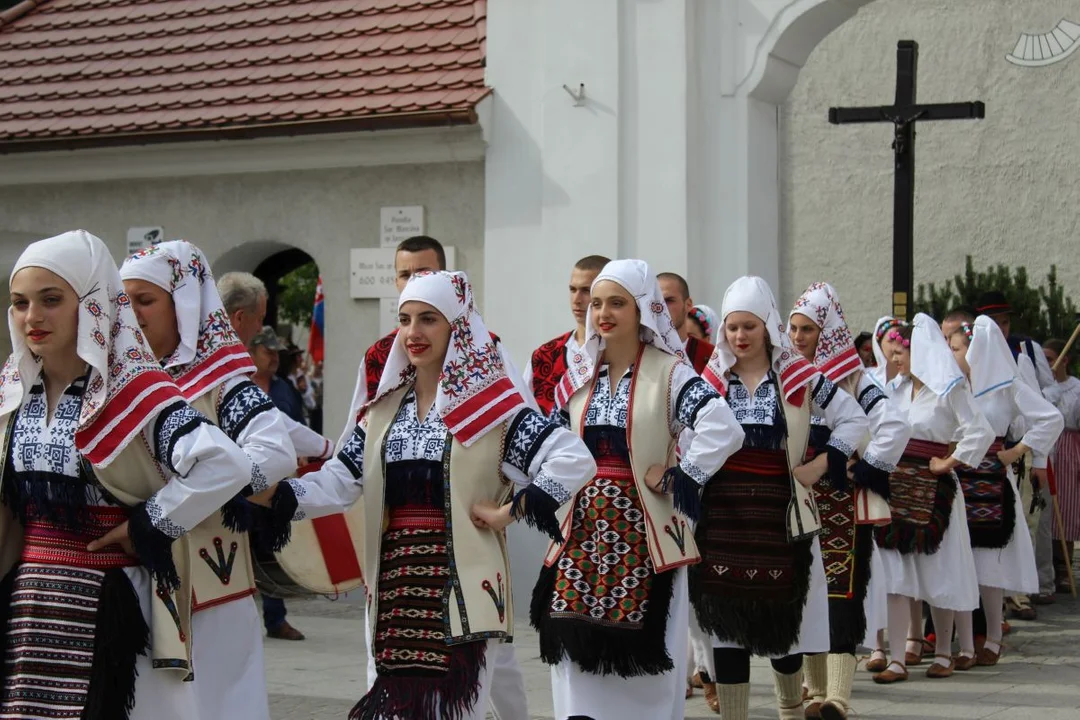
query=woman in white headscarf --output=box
[947,316,1062,668]
[871,314,994,684]
[694,277,868,720]
[120,240,304,720]
[0,231,259,719]
[252,270,594,720]
[788,283,911,720]
[687,304,719,345]
[528,259,743,720]
[867,316,907,390]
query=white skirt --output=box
[971,473,1039,595]
[714,537,830,656]
[191,596,270,720]
[126,567,200,720]
[861,542,888,648]
[877,476,980,611]
[552,568,689,720]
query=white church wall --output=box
[0,161,485,440]
[782,0,1080,334]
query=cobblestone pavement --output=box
[266,589,1080,719]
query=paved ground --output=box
[265,589,1080,719]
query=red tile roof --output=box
[0,0,490,151]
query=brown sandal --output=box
[976,644,1002,666]
[905,637,926,666]
[865,650,888,673]
[953,653,977,671]
[926,655,955,678]
[873,662,909,684]
[703,682,719,714]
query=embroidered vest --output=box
[530,331,573,415]
[778,381,819,541]
[362,386,515,644]
[0,419,24,581]
[186,385,256,613]
[685,336,715,375]
[89,431,195,677]
[548,344,700,572]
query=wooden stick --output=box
[1052,322,1080,372]
[1052,493,1077,598]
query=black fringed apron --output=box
[955,438,1016,549]
[691,447,813,657]
[354,460,486,720]
[532,427,674,678]
[1,506,148,720]
[807,426,873,651]
[874,438,957,555]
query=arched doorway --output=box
[212,240,324,433]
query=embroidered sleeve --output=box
[129,501,181,590]
[504,409,559,476]
[337,424,366,479]
[674,376,721,429]
[153,401,212,474]
[811,375,838,411]
[857,383,886,416]
[218,380,274,442]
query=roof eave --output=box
[0,105,483,155]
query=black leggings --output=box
[713,648,802,685]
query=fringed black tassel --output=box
[852,459,891,501]
[532,563,676,677]
[689,538,814,657]
[9,470,92,531]
[824,446,851,494]
[664,466,702,524]
[81,568,150,720]
[827,525,874,651]
[510,485,564,543]
[741,422,786,451]
[128,502,181,591]
[349,641,487,720]
[220,493,253,533]
[262,482,299,553]
[0,566,17,689]
[384,461,443,509]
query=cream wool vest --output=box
[362,386,515,644]
[76,425,195,676]
[780,384,820,541]
[184,386,257,612]
[546,344,699,573]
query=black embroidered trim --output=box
[504,409,558,475]
[129,502,181,591]
[675,377,719,429]
[153,401,211,474]
[217,380,274,441]
[337,425,366,479]
[857,383,886,415]
[812,376,838,410]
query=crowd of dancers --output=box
[0,228,1074,720]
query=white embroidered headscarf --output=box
[120,240,255,400]
[370,271,527,446]
[908,312,965,396]
[555,259,687,408]
[1,230,184,466]
[966,315,1017,397]
[789,282,862,383]
[703,276,817,405]
[871,315,907,377]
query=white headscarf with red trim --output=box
[703,276,817,405]
[370,271,527,446]
[120,240,255,401]
[966,315,1017,398]
[555,259,687,408]
[1,230,183,467]
[789,282,862,383]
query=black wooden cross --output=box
[829,40,984,320]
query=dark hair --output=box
[895,325,913,341]
[686,313,707,337]
[396,235,446,270]
[854,331,873,350]
[574,255,610,273]
[1045,338,1067,355]
[657,272,690,301]
[943,306,976,323]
